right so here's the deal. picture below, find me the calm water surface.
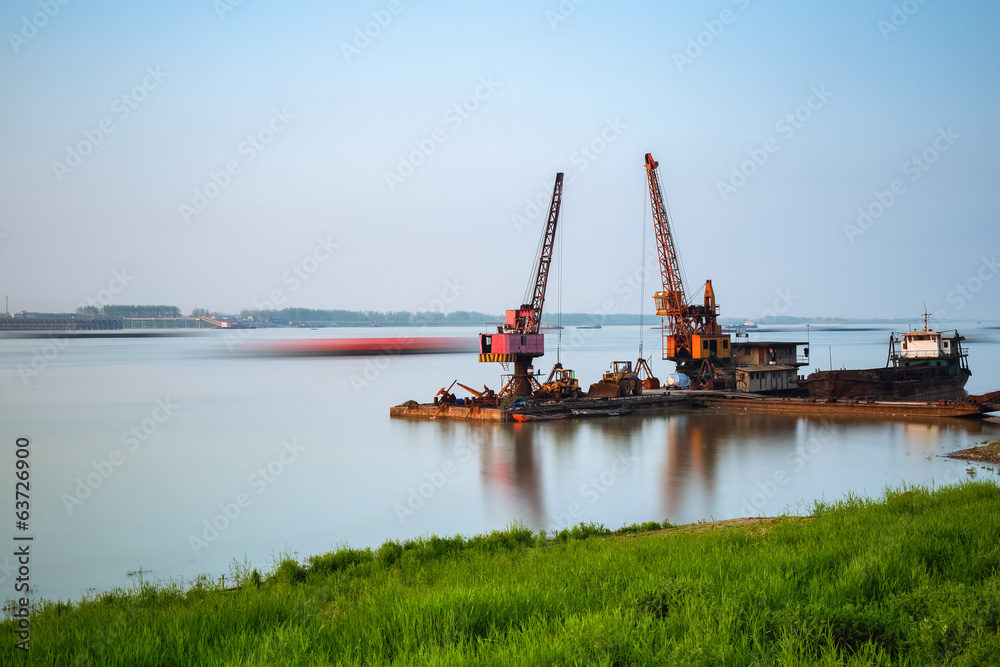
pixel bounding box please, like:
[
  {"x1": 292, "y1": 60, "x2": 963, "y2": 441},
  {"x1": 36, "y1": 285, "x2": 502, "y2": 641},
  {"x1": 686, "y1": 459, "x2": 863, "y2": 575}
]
[{"x1": 1, "y1": 322, "x2": 998, "y2": 602}]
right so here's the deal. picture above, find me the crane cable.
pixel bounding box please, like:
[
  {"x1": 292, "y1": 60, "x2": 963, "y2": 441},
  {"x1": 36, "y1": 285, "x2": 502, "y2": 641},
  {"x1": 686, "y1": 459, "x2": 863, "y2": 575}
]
[
  {"x1": 638, "y1": 176, "x2": 647, "y2": 361},
  {"x1": 660, "y1": 180, "x2": 691, "y2": 304},
  {"x1": 557, "y1": 195, "x2": 563, "y2": 365}
]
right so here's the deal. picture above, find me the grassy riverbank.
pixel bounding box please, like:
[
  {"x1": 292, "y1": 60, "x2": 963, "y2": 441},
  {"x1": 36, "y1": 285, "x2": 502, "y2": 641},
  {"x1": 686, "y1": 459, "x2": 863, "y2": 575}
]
[{"x1": 5, "y1": 482, "x2": 1000, "y2": 665}]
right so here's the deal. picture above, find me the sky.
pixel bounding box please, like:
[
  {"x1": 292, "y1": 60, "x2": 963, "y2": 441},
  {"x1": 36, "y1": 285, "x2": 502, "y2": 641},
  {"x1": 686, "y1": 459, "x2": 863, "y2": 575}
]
[{"x1": 1, "y1": 0, "x2": 998, "y2": 322}]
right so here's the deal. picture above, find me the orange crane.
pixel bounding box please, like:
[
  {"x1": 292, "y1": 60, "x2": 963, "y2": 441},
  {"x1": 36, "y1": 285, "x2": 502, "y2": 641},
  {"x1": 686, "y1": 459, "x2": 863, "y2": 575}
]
[
  {"x1": 479, "y1": 172, "x2": 564, "y2": 398},
  {"x1": 644, "y1": 153, "x2": 731, "y2": 386}
]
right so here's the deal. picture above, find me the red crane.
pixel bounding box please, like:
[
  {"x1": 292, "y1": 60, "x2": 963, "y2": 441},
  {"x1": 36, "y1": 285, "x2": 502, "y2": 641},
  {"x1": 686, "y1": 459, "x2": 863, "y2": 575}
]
[
  {"x1": 645, "y1": 153, "x2": 730, "y2": 385},
  {"x1": 479, "y1": 172, "x2": 564, "y2": 398}
]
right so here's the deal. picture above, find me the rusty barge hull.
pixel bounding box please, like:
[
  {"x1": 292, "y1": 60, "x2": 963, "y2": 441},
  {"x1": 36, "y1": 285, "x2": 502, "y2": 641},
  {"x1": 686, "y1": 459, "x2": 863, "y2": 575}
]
[
  {"x1": 801, "y1": 366, "x2": 971, "y2": 402},
  {"x1": 692, "y1": 393, "x2": 985, "y2": 418},
  {"x1": 390, "y1": 389, "x2": 996, "y2": 422}
]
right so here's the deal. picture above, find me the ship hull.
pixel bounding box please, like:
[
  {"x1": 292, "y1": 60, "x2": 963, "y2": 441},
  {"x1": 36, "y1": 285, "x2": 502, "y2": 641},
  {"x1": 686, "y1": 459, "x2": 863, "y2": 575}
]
[{"x1": 802, "y1": 366, "x2": 971, "y2": 402}]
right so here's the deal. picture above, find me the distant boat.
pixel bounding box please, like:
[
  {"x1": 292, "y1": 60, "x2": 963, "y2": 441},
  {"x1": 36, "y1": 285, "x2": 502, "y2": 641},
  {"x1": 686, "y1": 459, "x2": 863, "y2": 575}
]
[
  {"x1": 744, "y1": 320, "x2": 758, "y2": 329},
  {"x1": 540, "y1": 325, "x2": 564, "y2": 330},
  {"x1": 576, "y1": 323, "x2": 602, "y2": 329}
]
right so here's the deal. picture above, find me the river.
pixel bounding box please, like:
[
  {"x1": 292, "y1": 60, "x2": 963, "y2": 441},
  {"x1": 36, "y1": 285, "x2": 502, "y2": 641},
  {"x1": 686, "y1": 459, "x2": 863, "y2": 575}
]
[{"x1": 1, "y1": 321, "x2": 998, "y2": 603}]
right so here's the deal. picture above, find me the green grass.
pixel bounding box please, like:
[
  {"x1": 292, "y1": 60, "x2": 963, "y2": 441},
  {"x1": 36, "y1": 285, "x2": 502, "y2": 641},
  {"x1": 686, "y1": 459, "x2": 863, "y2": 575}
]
[{"x1": 4, "y1": 482, "x2": 1000, "y2": 665}]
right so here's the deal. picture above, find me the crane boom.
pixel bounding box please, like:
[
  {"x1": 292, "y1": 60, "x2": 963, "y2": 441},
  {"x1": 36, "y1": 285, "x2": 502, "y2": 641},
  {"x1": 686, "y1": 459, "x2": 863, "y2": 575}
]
[
  {"x1": 645, "y1": 153, "x2": 692, "y2": 356},
  {"x1": 520, "y1": 172, "x2": 564, "y2": 334},
  {"x1": 645, "y1": 152, "x2": 730, "y2": 377}
]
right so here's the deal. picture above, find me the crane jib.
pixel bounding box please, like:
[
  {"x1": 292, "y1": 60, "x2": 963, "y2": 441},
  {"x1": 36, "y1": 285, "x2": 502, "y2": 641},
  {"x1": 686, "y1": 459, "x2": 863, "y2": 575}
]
[{"x1": 523, "y1": 172, "x2": 564, "y2": 335}]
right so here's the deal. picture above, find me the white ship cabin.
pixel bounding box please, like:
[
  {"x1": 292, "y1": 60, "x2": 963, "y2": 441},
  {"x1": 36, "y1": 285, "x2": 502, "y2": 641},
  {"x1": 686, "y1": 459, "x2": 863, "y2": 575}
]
[{"x1": 899, "y1": 330, "x2": 952, "y2": 361}]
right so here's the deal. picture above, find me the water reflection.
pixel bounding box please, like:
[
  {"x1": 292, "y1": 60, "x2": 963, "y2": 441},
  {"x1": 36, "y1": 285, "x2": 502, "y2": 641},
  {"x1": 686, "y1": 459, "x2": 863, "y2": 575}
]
[
  {"x1": 468, "y1": 410, "x2": 1000, "y2": 532},
  {"x1": 509, "y1": 425, "x2": 544, "y2": 527}
]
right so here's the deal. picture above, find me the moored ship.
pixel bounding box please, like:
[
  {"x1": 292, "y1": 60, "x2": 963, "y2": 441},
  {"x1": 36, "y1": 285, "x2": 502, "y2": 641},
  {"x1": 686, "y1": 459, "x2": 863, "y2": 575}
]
[{"x1": 801, "y1": 314, "x2": 971, "y2": 402}]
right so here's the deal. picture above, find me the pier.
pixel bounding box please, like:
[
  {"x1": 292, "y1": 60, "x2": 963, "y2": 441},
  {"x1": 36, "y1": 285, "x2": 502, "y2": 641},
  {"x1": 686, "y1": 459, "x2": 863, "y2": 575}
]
[
  {"x1": 391, "y1": 388, "x2": 998, "y2": 422},
  {"x1": 390, "y1": 389, "x2": 693, "y2": 422}
]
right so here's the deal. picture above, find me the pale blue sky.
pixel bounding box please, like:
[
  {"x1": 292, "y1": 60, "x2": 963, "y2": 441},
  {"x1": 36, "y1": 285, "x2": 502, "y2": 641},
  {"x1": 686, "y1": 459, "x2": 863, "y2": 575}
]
[{"x1": 1, "y1": 0, "x2": 998, "y2": 320}]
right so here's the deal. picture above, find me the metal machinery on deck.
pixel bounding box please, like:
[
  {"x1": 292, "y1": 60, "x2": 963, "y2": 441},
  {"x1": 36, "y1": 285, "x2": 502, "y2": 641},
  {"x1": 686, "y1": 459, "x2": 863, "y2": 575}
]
[
  {"x1": 588, "y1": 360, "x2": 643, "y2": 398},
  {"x1": 479, "y1": 173, "x2": 564, "y2": 398},
  {"x1": 645, "y1": 153, "x2": 732, "y2": 387}
]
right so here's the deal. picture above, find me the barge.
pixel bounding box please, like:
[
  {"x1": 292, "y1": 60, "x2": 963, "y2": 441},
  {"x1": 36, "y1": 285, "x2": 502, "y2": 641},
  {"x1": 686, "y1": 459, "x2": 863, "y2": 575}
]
[
  {"x1": 801, "y1": 316, "x2": 971, "y2": 402},
  {"x1": 389, "y1": 388, "x2": 1000, "y2": 422}
]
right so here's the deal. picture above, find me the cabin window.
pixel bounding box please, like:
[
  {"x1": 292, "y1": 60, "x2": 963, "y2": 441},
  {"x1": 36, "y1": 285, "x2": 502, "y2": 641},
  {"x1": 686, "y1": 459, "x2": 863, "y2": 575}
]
[
  {"x1": 703, "y1": 341, "x2": 709, "y2": 350},
  {"x1": 944, "y1": 341, "x2": 949, "y2": 348},
  {"x1": 723, "y1": 340, "x2": 729, "y2": 349}
]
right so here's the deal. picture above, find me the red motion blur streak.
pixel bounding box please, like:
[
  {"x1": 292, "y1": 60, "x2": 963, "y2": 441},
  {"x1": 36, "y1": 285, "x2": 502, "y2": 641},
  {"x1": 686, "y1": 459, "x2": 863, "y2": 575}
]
[{"x1": 242, "y1": 337, "x2": 479, "y2": 357}]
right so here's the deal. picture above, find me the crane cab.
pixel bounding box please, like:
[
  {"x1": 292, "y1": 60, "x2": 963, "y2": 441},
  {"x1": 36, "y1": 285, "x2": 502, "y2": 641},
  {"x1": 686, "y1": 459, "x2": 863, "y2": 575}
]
[
  {"x1": 654, "y1": 291, "x2": 678, "y2": 317},
  {"x1": 666, "y1": 334, "x2": 731, "y2": 361},
  {"x1": 479, "y1": 332, "x2": 544, "y2": 361}
]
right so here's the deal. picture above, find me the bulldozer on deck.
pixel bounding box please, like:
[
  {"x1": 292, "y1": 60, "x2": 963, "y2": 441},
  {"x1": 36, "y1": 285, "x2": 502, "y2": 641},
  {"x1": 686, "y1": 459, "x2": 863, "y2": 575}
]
[
  {"x1": 588, "y1": 361, "x2": 643, "y2": 398},
  {"x1": 534, "y1": 363, "x2": 581, "y2": 400}
]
